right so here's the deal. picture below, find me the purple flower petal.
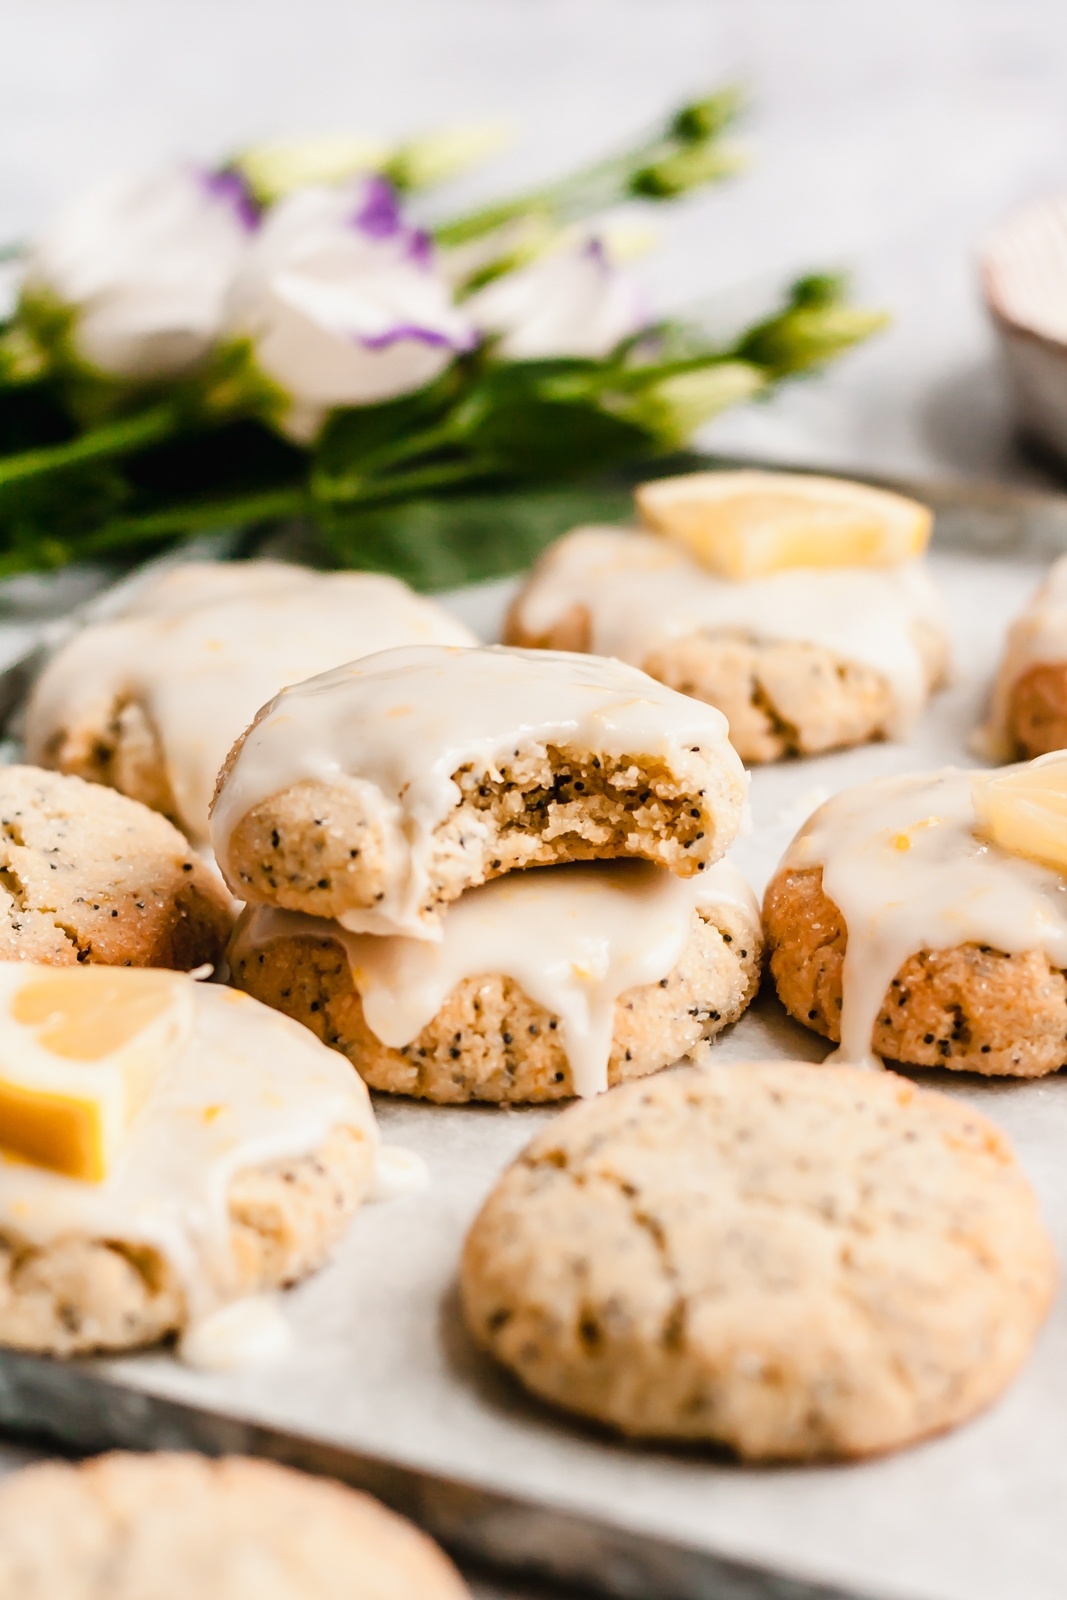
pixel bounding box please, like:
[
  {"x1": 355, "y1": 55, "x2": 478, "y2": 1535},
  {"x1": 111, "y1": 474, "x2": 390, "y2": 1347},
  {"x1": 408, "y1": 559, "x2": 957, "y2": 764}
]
[
  {"x1": 201, "y1": 167, "x2": 259, "y2": 230},
  {"x1": 356, "y1": 322, "x2": 477, "y2": 353},
  {"x1": 406, "y1": 228, "x2": 434, "y2": 269},
  {"x1": 351, "y1": 176, "x2": 403, "y2": 240}
]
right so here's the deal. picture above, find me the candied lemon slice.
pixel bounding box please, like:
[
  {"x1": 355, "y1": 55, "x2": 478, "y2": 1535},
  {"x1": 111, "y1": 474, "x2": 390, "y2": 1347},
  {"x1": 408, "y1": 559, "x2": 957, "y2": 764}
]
[
  {"x1": 0, "y1": 966, "x2": 194, "y2": 1182},
  {"x1": 973, "y1": 752, "x2": 1067, "y2": 872},
  {"x1": 635, "y1": 469, "x2": 932, "y2": 579}
]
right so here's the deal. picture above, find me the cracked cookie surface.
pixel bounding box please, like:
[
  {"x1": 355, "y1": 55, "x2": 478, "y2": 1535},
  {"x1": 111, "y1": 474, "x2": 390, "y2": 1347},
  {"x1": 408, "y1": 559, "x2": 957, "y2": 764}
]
[
  {"x1": 0, "y1": 1452, "x2": 471, "y2": 1598},
  {"x1": 461, "y1": 1062, "x2": 1054, "y2": 1459},
  {"x1": 0, "y1": 766, "x2": 231, "y2": 970}
]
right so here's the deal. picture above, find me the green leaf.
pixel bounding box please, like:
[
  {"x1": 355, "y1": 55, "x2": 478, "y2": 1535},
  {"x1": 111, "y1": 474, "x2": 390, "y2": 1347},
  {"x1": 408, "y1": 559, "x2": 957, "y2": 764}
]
[{"x1": 319, "y1": 481, "x2": 636, "y2": 590}]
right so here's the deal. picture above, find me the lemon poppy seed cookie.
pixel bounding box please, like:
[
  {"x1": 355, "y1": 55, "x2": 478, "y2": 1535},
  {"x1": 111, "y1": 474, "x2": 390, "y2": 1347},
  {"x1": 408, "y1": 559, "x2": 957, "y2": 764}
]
[
  {"x1": 0, "y1": 1453, "x2": 471, "y2": 1600},
  {"x1": 211, "y1": 645, "x2": 748, "y2": 937},
  {"x1": 0, "y1": 969, "x2": 377, "y2": 1356},
  {"x1": 979, "y1": 553, "x2": 1067, "y2": 760},
  {"x1": 504, "y1": 524, "x2": 948, "y2": 763},
  {"x1": 462, "y1": 1062, "x2": 1055, "y2": 1460},
  {"x1": 24, "y1": 560, "x2": 477, "y2": 846},
  {"x1": 764, "y1": 763, "x2": 1067, "y2": 1075},
  {"x1": 229, "y1": 858, "x2": 762, "y2": 1103},
  {"x1": 0, "y1": 765, "x2": 231, "y2": 969}
]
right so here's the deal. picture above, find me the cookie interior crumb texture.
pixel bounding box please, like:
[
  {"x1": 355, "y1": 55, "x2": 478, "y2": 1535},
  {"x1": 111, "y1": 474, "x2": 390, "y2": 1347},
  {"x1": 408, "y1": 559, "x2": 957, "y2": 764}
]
[
  {"x1": 0, "y1": 1452, "x2": 472, "y2": 1599},
  {"x1": 0, "y1": 765, "x2": 232, "y2": 969},
  {"x1": 461, "y1": 1063, "x2": 1055, "y2": 1460},
  {"x1": 211, "y1": 645, "x2": 747, "y2": 934}
]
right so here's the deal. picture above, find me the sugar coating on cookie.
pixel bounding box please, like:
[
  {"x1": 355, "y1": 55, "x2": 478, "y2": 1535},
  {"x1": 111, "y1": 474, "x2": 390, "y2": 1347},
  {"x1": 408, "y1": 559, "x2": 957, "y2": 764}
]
[
  {"x1": 504, "y1": 526, "x2": 949, "y2": 761},
  {"x1": 229, "y1": 857, "x2": 762, "y2": 1101},
  {"x1": 462, "y1": 1062, "x2": 1055, "y2": 1459},
  {"x1": 211, "y1": 644, "x2": 748, "y2": 937},
  {"x1": 0, "y1": 1453, "x2": 471, "y2": 1600},
  {"x1": 979, "y1": 553, "x2": 1067, "y2": 760},
  {"x1": 0, "y1": 765, "x2": 232, "y2": 969},
  {"x1": 0, "y1": 973, "x2": 377, "y2": 1356},
  {"x1": 764, "y1": 767, "x2": 1067, "y2": 1074},
  {"x1": 24, "y1": 560, "x2": 477, "y2": 846}
]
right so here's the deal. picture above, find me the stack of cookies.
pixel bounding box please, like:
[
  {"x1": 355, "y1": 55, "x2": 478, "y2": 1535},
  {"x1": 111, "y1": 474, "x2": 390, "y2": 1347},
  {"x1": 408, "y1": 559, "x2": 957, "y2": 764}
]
[{"x1": 214, "y1": 642, "x2": 764, "y2": 1103}]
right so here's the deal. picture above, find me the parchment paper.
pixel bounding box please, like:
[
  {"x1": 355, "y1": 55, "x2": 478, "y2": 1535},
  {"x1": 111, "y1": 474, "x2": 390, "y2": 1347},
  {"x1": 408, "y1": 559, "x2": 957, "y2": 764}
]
[{"x1": 9, "y1": 549, "x2": 1067, "y2": 1600}]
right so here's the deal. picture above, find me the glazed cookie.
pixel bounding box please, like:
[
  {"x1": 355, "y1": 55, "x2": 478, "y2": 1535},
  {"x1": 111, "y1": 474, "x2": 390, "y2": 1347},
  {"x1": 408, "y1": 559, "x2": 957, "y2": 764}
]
[
  {"x1": 764, "y1": 766, "x2": 1067, "y2": 1075},
  {"x1": 979, "y1": 553, "x2": 1067, "y2": 760},
  {"x1": 229, "y1": 858, "x2": 762, "y2": 1102},
  {"x1": 0, "y1": 765, "x2": 231, "y2": 970},
  {"x1": 211, "y1": 645, "x2": 748, "y2": 937},
  {"x1": 504, "y1": 526, "x2": 948, "y2": 762},
  {"x1": 24, "y1": 559, "x2": 476, "y2": 846},
  {"x1": 462, "y1": 1062, "x2": 1055, "y2": 1459},
  {"x1": 0, "y1": 1453, "x2": 470, "y2": 1600},
  {"x1": 0, "y1": 969, "x2": 377, "y2": 1356}
]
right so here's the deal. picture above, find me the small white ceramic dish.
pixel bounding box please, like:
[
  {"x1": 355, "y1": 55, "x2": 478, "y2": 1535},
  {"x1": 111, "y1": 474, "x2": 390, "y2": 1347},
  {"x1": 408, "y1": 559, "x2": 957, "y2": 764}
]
[{"x1": 982, "y1": 193, "x2": 1067, "y2": 465}]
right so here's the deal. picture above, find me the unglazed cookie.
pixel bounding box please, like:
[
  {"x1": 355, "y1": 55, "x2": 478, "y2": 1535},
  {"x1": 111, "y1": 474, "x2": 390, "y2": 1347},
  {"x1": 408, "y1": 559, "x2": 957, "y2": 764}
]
[
  {"x1": 979, "y1": 553, "x2": 1067, "y2": 759},
  {"x1": 462, "y1": 1062, "x2": 1055, "y2": 1460},
  {"x1": 504, "y1": 526, "x2": 949, "y2": 762},
  {"x1": 211, "y1": 645, "x2": 748, "y2": 937},
  {"x1": 0, "y1": 975, "x2": 377, "y2": 1356},
  {"x1": 764, "y1": 767, "x2": 1067, "y2": 1075},
  {"x1": 0, "y1": 765, "x2": 231, "y2": 969},
  {"x1": 24, "y1": 559, "x2": 477, "y2": 846},
  {"x1": 229, "y1": 859, "x2": 762, "y2": 1102},
  {"x1": 0, "y1": 1453, "x2": 470, "y2": 1600}
]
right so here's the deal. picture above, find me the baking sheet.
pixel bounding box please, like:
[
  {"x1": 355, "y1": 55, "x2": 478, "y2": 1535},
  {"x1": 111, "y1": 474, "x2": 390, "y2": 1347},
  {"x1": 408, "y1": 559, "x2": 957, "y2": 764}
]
[{"x1": 1, "y1": 503, "x2": 1067, "y2": 1600}]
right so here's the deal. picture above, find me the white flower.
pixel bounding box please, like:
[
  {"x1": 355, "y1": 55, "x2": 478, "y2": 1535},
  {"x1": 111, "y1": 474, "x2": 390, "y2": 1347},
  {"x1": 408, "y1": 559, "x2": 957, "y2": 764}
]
[
  {"x1": 465, "y1": 237, "x2": 648, "y2": 360},
  {"x1": 23, "y1": 167, "x2": 253, "y2": 381},
  {"x1": 226, "y1": 177, "x2": 476, "y2": 443}
]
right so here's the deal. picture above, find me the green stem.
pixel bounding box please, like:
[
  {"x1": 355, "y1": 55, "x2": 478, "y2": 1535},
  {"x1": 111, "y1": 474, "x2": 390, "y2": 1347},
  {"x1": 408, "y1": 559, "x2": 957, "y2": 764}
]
[
  {"x1": 0, "y1": 402, "x2": 183, "y2": 491},
  {"x1": 80, "y1": 485, "x2": 307, "y2": 552},
  {"x1": 327, "y1": 458, "x2": 496, "y2": 507}
]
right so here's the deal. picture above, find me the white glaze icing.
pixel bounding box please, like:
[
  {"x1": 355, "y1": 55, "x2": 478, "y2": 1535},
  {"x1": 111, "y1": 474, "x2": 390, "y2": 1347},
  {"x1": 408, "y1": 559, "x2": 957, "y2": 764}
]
[
  {"x1": 0, "y1": 981, "x2": 377, "y2": 1327},
  {"x1": 211, "y1": 643, "x2": 747, "y2": 940},
  {"x1": 782, "y1": 768, "x2": 1067, "y2": 1068},
  {"x1": 513, "y1": 526, "x2": 948, "y2": 737},
  {"x1": 232, "y1": 857, "x2": 760, "y2": 1097},
  {"x1": 980, "y1": 554, "x2": 1067, "y2": 759},
  {"x1": 23, "y1": 560, "x2": 477, "y2": 846},
  {"x1": 178, "y1": 1294, "x2": 292, "y2": 1370},
  {"x1": 367, "y1": 1145, "x2": 430, "y2": 1202}
]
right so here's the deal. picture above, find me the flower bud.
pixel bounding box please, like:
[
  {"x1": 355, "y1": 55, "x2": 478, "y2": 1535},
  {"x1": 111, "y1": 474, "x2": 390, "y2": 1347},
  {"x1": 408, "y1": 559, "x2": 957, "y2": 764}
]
[
  {"x1": 385, "y1": 124, "x2": 510, "y2": 192},
  {"x1": 629, "y1": 141, "x2": 744, "y2": 199},
  {"x1": 225, "y1": 176, "x2": 476, "y2": 442},
  {"x1": 21, "y1": 167, "x2": 254, "y2": 382},
  {"x1": 465, "y1": 237, "x2": 647, "y2": 360},
  {"x1": 619, "y1": 361, "x2": 765, "y2": 447},
  {"x1": 233, "y1": 135, "x2": 389, "y2": 206}
]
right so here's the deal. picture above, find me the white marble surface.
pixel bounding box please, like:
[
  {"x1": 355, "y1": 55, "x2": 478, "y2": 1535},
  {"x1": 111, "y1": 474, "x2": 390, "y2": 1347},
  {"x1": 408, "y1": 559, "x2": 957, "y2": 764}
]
[{"x1": 4, "y1": 0, "x2": 1067, "y2": 487}]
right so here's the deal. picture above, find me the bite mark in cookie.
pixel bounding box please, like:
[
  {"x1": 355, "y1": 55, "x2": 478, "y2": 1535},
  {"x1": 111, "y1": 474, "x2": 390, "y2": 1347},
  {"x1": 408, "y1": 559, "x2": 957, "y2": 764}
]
[{"x1": 211, "y1": 645, "x2": 747, "y2": 936}]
